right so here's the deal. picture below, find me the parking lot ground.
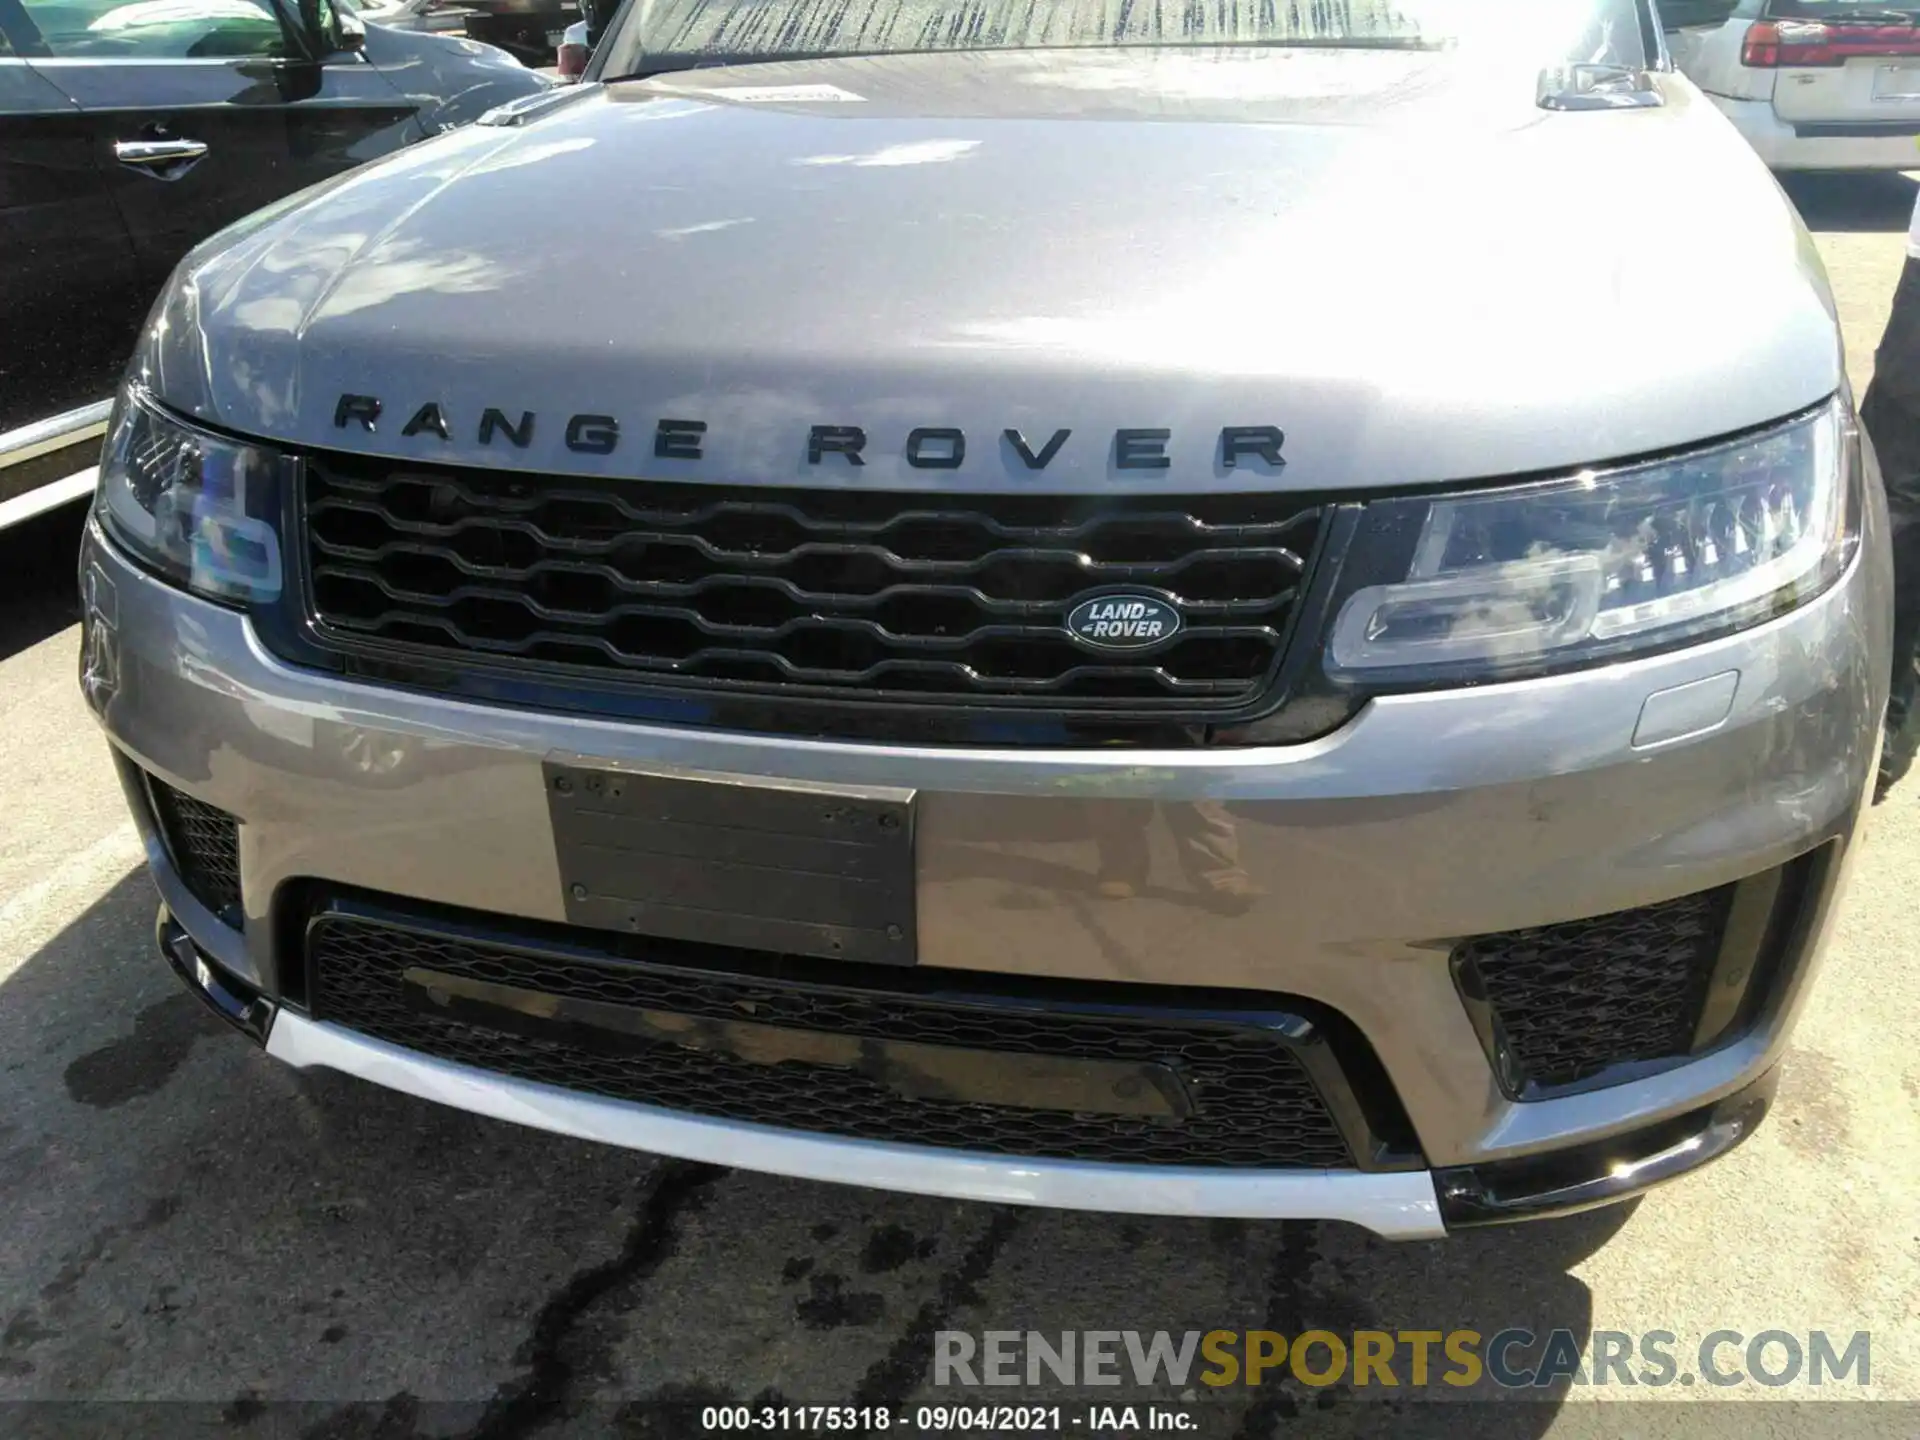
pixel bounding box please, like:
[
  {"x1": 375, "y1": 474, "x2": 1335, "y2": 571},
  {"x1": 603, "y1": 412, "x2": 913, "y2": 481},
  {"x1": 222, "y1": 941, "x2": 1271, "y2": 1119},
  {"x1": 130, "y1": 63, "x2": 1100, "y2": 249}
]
[{"x1": 3, "y1": 178, "x2": 1919, "y2": 1440}]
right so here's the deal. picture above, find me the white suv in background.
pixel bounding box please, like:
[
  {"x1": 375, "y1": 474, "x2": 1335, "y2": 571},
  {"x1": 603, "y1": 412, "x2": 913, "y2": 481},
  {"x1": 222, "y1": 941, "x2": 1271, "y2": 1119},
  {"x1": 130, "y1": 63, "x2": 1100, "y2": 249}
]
[{"x1": 1669, "y1": 0, "x2": 1920, "y2": 168}]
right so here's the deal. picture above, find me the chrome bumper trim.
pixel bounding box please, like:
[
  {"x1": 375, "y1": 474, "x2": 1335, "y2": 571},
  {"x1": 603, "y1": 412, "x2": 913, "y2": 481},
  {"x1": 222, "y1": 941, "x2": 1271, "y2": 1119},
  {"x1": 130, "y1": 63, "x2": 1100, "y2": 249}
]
[{"x1": 264, "y1": 1011, "x2": 1449, "y2": 1238}]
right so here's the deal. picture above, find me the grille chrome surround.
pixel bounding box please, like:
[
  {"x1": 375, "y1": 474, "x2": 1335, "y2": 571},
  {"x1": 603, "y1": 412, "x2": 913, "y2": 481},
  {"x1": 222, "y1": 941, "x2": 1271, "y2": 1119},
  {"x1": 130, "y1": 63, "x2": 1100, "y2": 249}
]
[
  {"x1": 146, "y1": 776, "x2": 242, "y2": 923},
  {"x1": 297, "y1": 455, "x2": 1327, "y2": 715},
  {"x1": 305, "y1": 898, "x2": 1379, "y2": 1171}
]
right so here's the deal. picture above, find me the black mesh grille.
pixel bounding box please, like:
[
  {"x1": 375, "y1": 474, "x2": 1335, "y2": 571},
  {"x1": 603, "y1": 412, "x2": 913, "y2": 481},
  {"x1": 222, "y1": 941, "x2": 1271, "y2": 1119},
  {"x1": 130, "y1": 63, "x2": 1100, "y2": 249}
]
[
  {"x1": 1452, "y1": 887, "x2": 1734, "y2": 1094},
  {"x1": 308, "y1": 908, "x2": 1356, "y2": 1169},
  {"x1": 299, "y1": 456, "x2": 1324, "y2": 713},
  {"x1": 147, "y1": 778, "x2": 241, "y2": 922}
]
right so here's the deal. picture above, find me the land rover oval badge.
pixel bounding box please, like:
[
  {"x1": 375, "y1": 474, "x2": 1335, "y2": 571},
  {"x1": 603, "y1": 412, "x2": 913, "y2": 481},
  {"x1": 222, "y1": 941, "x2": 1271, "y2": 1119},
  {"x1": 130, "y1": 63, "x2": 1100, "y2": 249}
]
[{"x1": 1066, "y1": 593, "x2": 1184, "y2": 651}]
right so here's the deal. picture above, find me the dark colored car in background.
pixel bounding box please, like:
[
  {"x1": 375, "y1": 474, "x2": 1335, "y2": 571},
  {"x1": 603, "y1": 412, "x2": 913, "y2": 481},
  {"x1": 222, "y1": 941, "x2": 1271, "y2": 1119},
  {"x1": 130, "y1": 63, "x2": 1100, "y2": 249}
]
[{"x1": 0, "y1": 0, "x2": 549, "y2": 526}]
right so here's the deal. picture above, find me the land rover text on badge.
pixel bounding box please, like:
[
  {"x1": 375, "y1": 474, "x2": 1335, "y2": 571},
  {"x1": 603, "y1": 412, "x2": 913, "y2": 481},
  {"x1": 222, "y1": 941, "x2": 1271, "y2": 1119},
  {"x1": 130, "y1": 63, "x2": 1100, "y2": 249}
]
[
  {"x1": 1067, "y1": 595, "x2": 1184, "y2": 650},
  {"x1": 82, "y1": 0, "x2": 1893, "y2": 1238}
]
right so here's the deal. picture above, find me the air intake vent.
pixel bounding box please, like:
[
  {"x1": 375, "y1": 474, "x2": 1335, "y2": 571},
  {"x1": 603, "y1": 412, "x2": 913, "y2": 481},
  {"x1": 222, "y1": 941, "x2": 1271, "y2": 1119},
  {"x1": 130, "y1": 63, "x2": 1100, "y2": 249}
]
[
  {"x1": 146, "y1": 777, "x2": 242, "y2": 924},
  {"x1": 1451, "y1": 886, "x2": 1736, "y2": 1096},
  {"x1": 306, "y1": 897, "x2": 1371, "y2": 1170}
]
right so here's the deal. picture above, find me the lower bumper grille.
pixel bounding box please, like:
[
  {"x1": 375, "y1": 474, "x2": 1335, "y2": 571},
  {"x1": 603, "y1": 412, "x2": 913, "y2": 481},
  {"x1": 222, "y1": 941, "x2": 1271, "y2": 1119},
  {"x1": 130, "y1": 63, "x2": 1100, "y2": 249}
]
[
  {"x1": 306, "y1": 899, "x2": 1370, "y2": 1170},
  {"x1": 1452, "y1": 886, "x2": 1737, "y2": 1096},
  {"x1": 146, "y1": 777, "x2": 241, "y2": 923}
]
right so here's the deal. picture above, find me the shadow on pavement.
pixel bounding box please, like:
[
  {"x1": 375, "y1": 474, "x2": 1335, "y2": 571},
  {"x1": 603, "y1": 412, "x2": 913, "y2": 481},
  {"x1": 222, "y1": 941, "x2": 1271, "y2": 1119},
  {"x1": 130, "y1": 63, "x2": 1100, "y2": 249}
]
[
  {"x1": 0, "y1": 500, "x2": 86, "y2": 664},
  {"x1": 0, "y1": 870, "x2": 1632, "y2": 1440},
  {"x1": 1779, "y1": 170, "x2": 1919, "y2": 234}
]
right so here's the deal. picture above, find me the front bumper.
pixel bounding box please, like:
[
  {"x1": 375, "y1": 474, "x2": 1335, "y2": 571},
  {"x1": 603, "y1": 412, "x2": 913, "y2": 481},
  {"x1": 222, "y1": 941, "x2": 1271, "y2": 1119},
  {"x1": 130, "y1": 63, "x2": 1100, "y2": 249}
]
[
  {"x1": 156, "y1": 905, "x2": 1785, "y2": 1239},
  {"x1": 86, "y1": 512, "x2": 1886, "y2": 1235}
]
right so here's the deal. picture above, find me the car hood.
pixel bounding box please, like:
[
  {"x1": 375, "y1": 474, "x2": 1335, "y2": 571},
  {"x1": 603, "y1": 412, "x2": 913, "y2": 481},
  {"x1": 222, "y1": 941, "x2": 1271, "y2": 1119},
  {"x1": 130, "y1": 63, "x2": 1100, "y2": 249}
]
[{"x1": 135, "y1": 48, "x2": 1842, "y2": 494}]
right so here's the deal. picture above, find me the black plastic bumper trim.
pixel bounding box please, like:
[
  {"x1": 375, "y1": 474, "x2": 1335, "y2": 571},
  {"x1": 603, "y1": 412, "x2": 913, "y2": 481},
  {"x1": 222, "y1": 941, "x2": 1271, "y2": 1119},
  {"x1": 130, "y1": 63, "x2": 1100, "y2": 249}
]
[
  {"x1": 157, "y1": 905, "x2": 277, "y2": 1046},
  {"x1": 1434, "y1": 1066, "x2": 1779, "y2": 1229}
]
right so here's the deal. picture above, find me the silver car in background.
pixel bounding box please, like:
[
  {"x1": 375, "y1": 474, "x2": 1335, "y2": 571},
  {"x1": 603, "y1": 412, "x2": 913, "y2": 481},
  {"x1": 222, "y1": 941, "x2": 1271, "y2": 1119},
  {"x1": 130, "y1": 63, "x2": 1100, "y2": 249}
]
[{"x1": 78, "y1": 0, "x2": 1891, "y2": 1239}]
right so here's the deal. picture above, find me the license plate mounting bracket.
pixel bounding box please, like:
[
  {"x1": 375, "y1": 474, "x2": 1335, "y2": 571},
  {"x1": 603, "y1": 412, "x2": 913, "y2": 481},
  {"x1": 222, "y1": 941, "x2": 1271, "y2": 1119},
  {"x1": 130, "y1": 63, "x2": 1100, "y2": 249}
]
[{"x1": 545, "y1": 757, "x2": 917, "y2": 965}]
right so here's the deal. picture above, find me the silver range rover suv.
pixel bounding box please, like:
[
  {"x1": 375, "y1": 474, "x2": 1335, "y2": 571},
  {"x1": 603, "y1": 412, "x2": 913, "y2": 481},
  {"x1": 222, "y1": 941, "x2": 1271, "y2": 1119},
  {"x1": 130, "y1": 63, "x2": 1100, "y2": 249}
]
[{"x1": 78, "y1": 0, "x2": 1892, "y2": 1239}]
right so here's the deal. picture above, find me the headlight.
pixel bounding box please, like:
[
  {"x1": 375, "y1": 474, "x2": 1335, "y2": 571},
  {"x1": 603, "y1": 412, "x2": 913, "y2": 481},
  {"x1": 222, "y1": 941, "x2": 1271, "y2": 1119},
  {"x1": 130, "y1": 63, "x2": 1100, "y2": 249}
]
[
  {"x1": 94, "y1": 388, "x2": 284, "y2": 604},
  {"x1": 1324, "y1": 400, "x2": 1857, "y2": 684}
]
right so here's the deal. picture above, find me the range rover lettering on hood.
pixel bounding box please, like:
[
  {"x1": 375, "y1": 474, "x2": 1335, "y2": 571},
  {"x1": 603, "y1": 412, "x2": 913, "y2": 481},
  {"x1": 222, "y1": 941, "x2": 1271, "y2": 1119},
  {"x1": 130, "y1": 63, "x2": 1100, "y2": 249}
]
[{"x1": 331, "y1": 395, "x2": 1287, "y2": 473}]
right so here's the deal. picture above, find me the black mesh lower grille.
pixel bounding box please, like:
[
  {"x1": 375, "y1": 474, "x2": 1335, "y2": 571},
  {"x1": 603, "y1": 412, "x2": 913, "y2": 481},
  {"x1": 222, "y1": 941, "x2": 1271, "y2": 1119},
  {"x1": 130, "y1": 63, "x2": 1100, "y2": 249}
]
[
  {"x1": 147, "y1": 778, "x2": 241, "y2": 922},
  {"x1": 1452, "y1": 887, "x2": 1734, "y2": 1095},
  {"x1": 307, "y1": 905, "x2": 1358, "y2": 1169}
]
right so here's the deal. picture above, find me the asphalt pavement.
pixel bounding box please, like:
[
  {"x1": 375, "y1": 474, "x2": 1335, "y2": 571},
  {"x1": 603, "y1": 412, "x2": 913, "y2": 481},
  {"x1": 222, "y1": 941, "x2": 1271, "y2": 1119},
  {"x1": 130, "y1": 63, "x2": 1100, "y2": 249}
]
[{"x1": 1, "y1": 175, "x2": 1918, "y2": 1440}]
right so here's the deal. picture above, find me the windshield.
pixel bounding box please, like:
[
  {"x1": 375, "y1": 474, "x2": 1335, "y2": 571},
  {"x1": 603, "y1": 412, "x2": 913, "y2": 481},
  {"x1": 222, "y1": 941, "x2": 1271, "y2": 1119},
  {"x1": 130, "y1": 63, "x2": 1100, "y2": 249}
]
[{"x1": 596, "y1": 0, "x2": 1652, "y2": 80}]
